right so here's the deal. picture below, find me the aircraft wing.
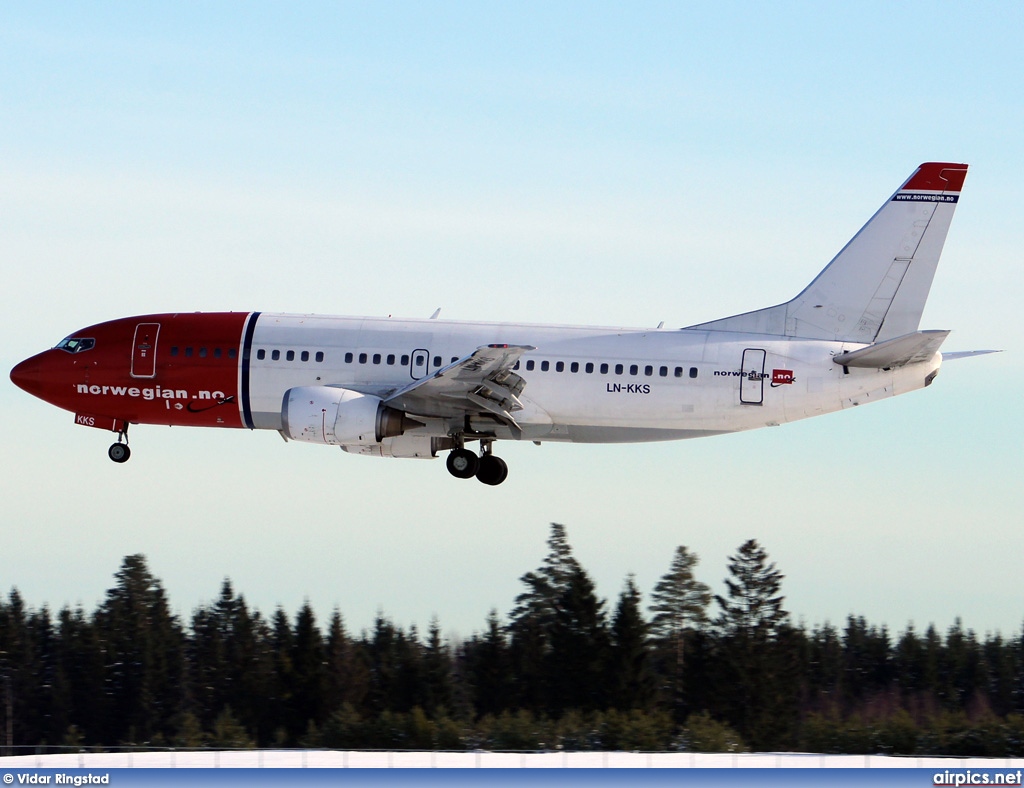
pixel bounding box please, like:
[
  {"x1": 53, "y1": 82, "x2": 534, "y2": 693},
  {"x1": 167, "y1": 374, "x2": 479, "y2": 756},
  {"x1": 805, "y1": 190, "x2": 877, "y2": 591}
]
[
  {"x1": 833, "y1": 330, "x2": 949, "y2": 369},
  {"x1": 383, "y1": 344, "x2": 535, "y2": 436}
]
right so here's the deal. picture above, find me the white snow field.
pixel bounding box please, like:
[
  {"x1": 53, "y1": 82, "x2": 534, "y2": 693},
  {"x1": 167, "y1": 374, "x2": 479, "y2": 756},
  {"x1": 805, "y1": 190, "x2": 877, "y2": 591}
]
[{"x1": 3, "y1": 750, "x2": 1024, "y2": 769}]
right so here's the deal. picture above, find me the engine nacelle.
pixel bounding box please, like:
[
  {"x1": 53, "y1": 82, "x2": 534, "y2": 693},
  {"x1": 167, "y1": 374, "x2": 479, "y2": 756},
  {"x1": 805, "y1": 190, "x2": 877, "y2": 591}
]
[
  {"x1": 341, "y1": 435, "x2": 454, "y2": 459},
  {"x1": 281, "y1": 386, "x2": 419, "y2": 446}
]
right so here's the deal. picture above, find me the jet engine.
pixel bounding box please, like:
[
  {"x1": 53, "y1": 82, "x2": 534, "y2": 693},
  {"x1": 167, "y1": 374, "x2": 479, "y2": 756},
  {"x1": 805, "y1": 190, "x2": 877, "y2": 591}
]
[{"x1": 281, "y1": 386, "x2": 421, "y2": 446}]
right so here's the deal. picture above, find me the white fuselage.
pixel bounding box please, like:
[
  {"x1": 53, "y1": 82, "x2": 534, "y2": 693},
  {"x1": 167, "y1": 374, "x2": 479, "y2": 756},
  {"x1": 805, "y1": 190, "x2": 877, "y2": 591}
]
[{"x1": 246, "y1": 314, "x2": 940, "y2": 444}]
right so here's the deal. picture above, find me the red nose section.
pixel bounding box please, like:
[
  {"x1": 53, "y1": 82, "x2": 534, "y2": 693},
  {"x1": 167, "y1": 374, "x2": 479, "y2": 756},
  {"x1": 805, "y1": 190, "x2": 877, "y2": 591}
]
[{"x1": 10, "y1": 356, "x2": 43, "y2": 397}]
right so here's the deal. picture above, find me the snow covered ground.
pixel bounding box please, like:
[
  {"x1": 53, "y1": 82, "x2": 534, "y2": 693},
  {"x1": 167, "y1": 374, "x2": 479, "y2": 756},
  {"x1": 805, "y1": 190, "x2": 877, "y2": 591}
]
[{"x1": 3, "y1": 750, "x2": 1024, "y2": 769}]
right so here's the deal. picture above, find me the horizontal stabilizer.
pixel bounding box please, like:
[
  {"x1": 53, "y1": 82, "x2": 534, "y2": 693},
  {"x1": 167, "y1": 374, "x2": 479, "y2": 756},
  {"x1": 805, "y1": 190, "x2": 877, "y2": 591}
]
[
  {"x1": 833, "y1": 330, "x2": 949, "y2": 369},
  {"x1": 942, "y1": 349, "x2": 1002, "y2": 361}
]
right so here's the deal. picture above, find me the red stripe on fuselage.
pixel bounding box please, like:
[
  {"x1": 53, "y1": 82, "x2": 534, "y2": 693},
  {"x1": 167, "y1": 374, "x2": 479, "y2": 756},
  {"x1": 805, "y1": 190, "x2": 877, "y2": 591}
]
[{"x1": 31, "y1": 312, "x2": 250, "y2": 429}]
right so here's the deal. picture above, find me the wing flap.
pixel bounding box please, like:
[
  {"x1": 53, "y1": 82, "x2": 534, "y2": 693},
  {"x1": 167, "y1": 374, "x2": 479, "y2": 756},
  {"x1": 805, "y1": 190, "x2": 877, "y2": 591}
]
[
  {"x1": 384, "y1": 344, "x2": 535, "y2": 433},
  {"x1": 833, "y1": 330, "x2": 949, "y2": 369}
]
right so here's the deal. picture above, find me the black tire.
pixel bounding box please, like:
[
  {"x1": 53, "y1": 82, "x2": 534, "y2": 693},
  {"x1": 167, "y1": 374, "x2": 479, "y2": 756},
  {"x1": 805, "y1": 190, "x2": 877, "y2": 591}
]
[
  {"x1": 108, "y1": 443, "x2": 131, "y2": 463},
  {"x1": 476, "y1": 454, "x2": 508, "y2": 486},
  {"x1": 446, "y1": 448, "x2": 479, "y2": 479}
]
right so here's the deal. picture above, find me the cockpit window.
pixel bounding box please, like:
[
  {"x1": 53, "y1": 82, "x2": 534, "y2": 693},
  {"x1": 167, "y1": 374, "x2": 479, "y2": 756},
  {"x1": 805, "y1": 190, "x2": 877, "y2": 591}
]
[{"x1": 55, "y1": 337, "x2": 95, "y2": 354}]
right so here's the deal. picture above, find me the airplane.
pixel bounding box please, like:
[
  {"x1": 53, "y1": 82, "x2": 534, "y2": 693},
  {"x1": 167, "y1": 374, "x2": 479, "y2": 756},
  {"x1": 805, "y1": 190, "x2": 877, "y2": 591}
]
[{"x1": 10, "y1": 162, "x2": 993, "y2": 486}]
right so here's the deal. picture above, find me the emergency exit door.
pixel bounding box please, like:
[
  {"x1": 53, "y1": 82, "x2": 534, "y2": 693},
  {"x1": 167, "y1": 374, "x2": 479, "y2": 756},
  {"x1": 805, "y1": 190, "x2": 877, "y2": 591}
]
[
  {"x1": 130, "y1": 323, "x2": 161, "y2": 379},
  {"x1": 740, "y1": 348, "x2": 766, "y2": 405}
]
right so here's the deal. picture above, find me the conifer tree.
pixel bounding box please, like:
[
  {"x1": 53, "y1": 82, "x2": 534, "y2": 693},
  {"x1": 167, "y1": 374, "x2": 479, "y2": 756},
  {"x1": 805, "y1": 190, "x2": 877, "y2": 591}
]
[
  {"x1": 323, "y1": 610, "x2": 368, "y2": 714},
  {"x1": 189, "y1": 601, "x2": 227, "y2": 729},
  {"x1": 364, "y1": 614, "x2": 423, "y2": 714},
  {"x1": 608, "y1": 575, "x2": 655, "y2": 711},
  {"x1": 712, "y1": 539, "x2": 797, "y2": 750},
  {"x1": 292, "y1": 602, "x2": 326, "y2": 732},
  {"x1": 54, "y1": 605, "x2": 103, "y2": 744},
  {"x1": 648, "y1": 545, "x2": 711, "y2": 717},
  {"x1": 420, "y1": 618, "x2": 453, "y2": 716},
  {"x1": 93, "y1": 555, "x2": 185, "y2": 744},
  {"x1": 841, "y1": 615, "x2": 893, "y2": 707},
  {"x1": 714, "y1": 539, "x2": 787, "y2": 640},
  {"x1": 463, "y1": 610, "x2": 513, "y2": 717},
  {"x1": 507, "y1": 523, "x2": 582, "y2": 711},
  {"x1": 650, "y1": 546, "x2": 711, "y2": 640},
  {"x1": 546, "y1": 562, "x2": 609, "y2": 714},
  {"x1": 266, "y1": 607, "x2": 297, "y2": 741},
  {"x1": 1, "y1": 590, "x2": 32, "y2": 751},
  {"x1": 509, "y1": 523, "x2": 580, "y2": 631}
]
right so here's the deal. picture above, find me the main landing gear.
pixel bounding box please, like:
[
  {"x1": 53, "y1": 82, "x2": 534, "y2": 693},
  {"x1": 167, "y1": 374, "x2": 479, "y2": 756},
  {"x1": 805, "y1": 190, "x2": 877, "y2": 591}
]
[
  {"x1": 446, "y1": 441, "x2": 508, "y2": 486},
  {"x1": 108, "y1": 426, "x2": 131, "y2": 464}
]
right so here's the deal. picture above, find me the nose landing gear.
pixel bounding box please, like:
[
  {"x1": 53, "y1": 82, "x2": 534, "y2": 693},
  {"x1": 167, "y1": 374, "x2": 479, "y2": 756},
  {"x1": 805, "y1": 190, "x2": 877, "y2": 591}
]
[
  {"x1": 445, "y1": 440, "x2": 508, "y2": 485},
  {"x1": 108, "y1": 426, "x2": 131, "y2": 463}
]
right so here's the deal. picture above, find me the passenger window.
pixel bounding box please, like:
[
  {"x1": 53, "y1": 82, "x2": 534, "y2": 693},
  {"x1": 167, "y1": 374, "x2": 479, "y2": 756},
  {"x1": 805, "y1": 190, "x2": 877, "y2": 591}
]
[
  {"x1": 585, "y1": 362, "x2": 594, "y2": 374},
  {"x1": 315, "y1": 352, "x2": 324, "y2": 363},
  {"x1": 199, "y1": 348, "x2": 208, "y2": 358},
  {"x1": 185, "y1": 347, "x2": 194, "y2": 358},
  {"x1": 629, "y1": 364, "x2": 638, "y2": 375},
  {"x1": 513, "y1": 361, "x2": 520, "y2": 370},
  {"x1": 271, "y1": 350, "x2": 280, "y2": 361},
  {"x1": 373, "y1": 353, "x2": 381, "y2": 364},
  {"x1": 615, "y1": 364, "x2": 624, "y2": 375},
  {"x1": 359, "y1": 353, "x2": 368, "y2": 364},
  {"x1": 690, "y1": 367, "x2": 698, "y2": 378},
  {"x1": 414, "y1": 354, "x2": 425, "y2": 367},
  {"x1": 387, "y1": 354, "x2": 395, "y2": 365},
  {"x1": 229, "y1": 348, "x2": 237, "y2": 359},
  {"x1": 541, "y1": 361, "x2": 550, "y2": 371},
  {"x1": 214, "y1": 348, "x2": 222, "y2": 359},
  {"x1": 301, "y1": 350, "x2": 309, "y2": 362},
  {"x1": 451, "y1": 356, "x2": 458, "y2": 363},
  {"x1": 659, "y1": 366, "x2": 668, "y2": 377},
  {"x1": 644, "y1": 365, "x2": 653, "y2": 376},
  {"x1": 345, "y1": 352, "x2": 353, "y2": 363},
  {"x1": 570, "y1": 362, "x2": 579, "y2": 373},
  {"x1": 433, "y1": 356, "x2": 442, "y2": 367},
  {"x1": 170, "y1": 347, "x2": 179, "y2": 357},
  {"x1": 286, "y1": 350, "x2": 295, "y2": 361},
  {"x1": 526, "y1": 360, "x2": 535, "y2": 371},
  {"x1": 600, "y1": 363, "x2": 609, "y2": 374},
  {"x1": 401, "y1": 355, "x2": 410, "y2": 365},
  {"x1": 257, "y1": 349, "x2": 266, "y2": 360},
  {"x1": 674, "y1": 367, "x2": 683, "y2": 377},
  {"x1": 556, "y1": 361, "x2": 565, "y2": 372}
]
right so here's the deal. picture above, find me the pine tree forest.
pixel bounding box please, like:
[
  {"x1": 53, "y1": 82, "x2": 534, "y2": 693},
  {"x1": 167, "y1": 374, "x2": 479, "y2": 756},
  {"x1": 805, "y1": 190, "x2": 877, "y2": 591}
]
[{"x1": 2, "y1": 525, "x2": 1023, "y2": 756}]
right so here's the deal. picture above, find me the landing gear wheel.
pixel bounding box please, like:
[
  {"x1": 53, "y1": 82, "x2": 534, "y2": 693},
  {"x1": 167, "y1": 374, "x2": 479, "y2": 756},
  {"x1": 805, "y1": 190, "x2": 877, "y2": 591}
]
[
  {"x1": 108, "y1": 443, "x2": 131, "y2": 463},
  {"x1": 476, "y1": 454, "x2": 508, "y2": 486},
  {"x1": 446, "y1": 448, "x2": 479, "y2": 479}
]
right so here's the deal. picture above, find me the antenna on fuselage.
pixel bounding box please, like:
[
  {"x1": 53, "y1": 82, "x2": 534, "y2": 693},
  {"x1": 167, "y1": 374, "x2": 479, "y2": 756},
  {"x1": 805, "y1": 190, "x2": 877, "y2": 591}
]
[{"x1": 430, "y1": 308, "x2": 441, "y2": 319}]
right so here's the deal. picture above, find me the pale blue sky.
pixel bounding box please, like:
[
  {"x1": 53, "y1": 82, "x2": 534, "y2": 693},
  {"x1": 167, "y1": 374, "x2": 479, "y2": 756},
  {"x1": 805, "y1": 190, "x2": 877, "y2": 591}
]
[{"x1": 2, "y1": 2, "x2": 1021, "y2": 640}]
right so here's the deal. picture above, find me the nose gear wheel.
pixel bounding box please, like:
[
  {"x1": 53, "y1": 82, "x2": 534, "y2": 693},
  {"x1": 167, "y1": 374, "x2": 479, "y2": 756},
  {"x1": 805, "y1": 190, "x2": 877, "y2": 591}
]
[{"x1": 108, "y1": 425, "x2": 131, "y2": 463}]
